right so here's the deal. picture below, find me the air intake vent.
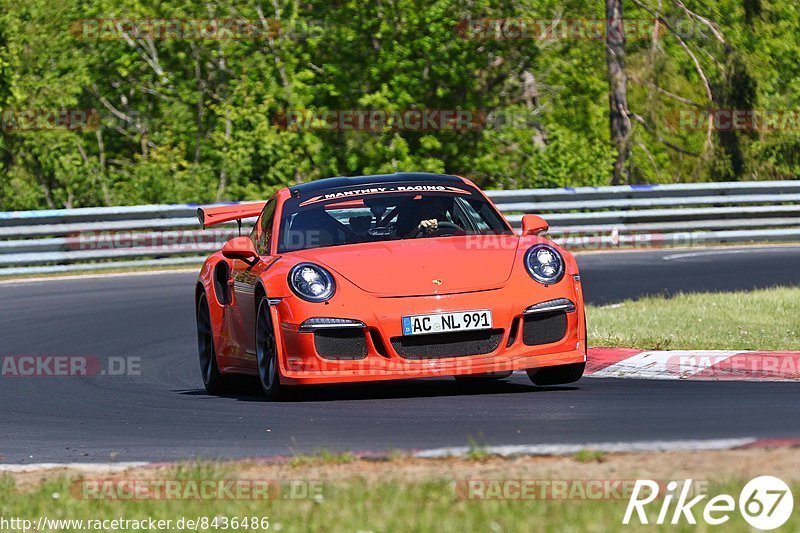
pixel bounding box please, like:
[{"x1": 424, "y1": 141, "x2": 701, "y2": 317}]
[
  {"x1": 314, "y1": 329, "x2": 368, "y2": 360},
  {"x1": 391, "y1": 329, "x2": 504, "y2": 359},
  {"x1": 522, "y1": 312, "x2": 567, "y2": 346}
]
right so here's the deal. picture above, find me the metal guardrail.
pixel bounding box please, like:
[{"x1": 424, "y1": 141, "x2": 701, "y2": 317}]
[{"x1": 0, "y1": 180, "x2": 798, "y2": 276}]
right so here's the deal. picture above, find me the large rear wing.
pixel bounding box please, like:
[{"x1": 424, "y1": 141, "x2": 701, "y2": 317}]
[{"x1": 196, "y1": 202, "x2": 266, "y2": 229}]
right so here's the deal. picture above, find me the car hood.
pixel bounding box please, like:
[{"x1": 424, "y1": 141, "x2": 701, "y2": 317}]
[{"x1": 289, "y1": 235, "x2": 521, "y2": 297}]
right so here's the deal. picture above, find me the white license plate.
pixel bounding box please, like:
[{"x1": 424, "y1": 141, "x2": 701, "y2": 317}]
[{"x1": 401, "y1": 310, "x2": 492, "y2": 336}]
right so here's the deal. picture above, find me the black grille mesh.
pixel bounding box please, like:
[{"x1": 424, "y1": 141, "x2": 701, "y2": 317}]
[
  {"x1": 522, "y1": 312, "x2": 567, "y2": 346},
  {"x1": 314, "y1": 329, "x2": 368, "y2": 360},
  {"x1": 391, "y1": 329, "x2": 504, "y2": 359}
]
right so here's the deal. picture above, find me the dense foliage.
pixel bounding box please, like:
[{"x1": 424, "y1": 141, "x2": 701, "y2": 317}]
[{"x1": 0, "y1": 1, "x2": 798, "y2": 209}]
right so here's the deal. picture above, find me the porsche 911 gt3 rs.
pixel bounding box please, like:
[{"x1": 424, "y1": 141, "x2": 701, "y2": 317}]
[{"x1": 196, "y1": 172, "x2": 586, "y2": 398}]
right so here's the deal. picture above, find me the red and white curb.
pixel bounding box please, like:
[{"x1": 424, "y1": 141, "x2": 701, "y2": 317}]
[{"x1": 586, "y1": 348, "x2": 800, "y2": 381}]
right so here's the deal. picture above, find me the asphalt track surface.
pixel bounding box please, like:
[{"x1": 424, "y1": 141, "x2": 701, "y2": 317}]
[{"x1": 1, "y1": 246, "x2": 798, "y2": 463}]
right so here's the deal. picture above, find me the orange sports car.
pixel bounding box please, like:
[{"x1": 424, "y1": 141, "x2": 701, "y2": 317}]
[{"x1": 195, "y1": 172, "x2": 586, "y2": 398}]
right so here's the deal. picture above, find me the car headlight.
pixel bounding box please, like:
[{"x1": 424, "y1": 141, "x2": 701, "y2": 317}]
[
  {"x1": 524, "y1": 244, "x2": 565, "y2": 284},
  {"x1": 289, "y1": 263, "x2": 336, "y2": 302}
]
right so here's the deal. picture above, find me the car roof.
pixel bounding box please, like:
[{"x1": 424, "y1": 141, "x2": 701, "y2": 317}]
[{"x1": 288, "y1": 172, "x2": 464, "y2": 196}]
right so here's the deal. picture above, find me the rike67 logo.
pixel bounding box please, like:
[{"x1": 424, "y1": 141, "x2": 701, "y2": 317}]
[{"x1": 624, "y1": 476, "x2": 794, "y2": 530}]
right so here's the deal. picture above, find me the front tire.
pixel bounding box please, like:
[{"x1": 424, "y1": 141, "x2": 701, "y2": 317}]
[
  {"x1": 526, "y1": 362, "x2": 585, "y2": 386},
  {"x1": 256, "y1": 296, "x2": 283, "y2": 399},
  {"x1": 197, "y1": 292, "x2": 231, "y2": 394}
]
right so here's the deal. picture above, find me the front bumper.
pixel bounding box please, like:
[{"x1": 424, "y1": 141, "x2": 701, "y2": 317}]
[{"x1": 271, "y1": 279, "x2": 586, "y2": 385}]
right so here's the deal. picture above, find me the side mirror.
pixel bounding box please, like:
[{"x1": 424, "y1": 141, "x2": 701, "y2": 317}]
[
  {"x1": 521, "y1": 214, "x2": 549, "y2": 236},
  {"x1": 222, "y1": 236, "x2": 259, "y2": 262}
]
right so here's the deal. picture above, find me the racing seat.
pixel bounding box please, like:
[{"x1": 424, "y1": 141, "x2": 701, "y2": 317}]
[{"x1": 348, "y1": 215, "x2": 372, "y2": 236}]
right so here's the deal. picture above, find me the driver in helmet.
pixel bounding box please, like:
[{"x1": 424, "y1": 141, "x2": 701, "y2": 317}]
[{"x1": 397, "y1": 197, "x2": 450, "y2": 238}]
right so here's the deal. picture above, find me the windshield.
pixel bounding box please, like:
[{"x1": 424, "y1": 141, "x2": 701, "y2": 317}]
[{"x1": 277, "y1": 182, "x2": 512, "y2": 253}]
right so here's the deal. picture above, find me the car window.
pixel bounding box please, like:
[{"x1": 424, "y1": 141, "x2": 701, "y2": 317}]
[
  {"x1": 455, "y1": 196, "x2": 498, "y2": 233},
  {"x1": 252, "y1": 198, "x2": 276, "y2": 255},
  {"x1": 278, "y1": 183, "x2": 512, "y2": 253}
]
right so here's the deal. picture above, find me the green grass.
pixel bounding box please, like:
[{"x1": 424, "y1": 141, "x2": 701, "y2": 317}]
[
  {"x1": 289, "y1": 449, "x2": 356, "y2": 467},
  {"x1": 466, "y1": 437, "x2": 490, "y2": 461},
  {"x1": 1, "y1": 467, "x2": 797, "y2": 532},
  {"x1": 588, "y1": 287, "x2": 800, "y2": 350},
  {"x1": 573, "y1": 450, "x2": 607, "y2": 464}
]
